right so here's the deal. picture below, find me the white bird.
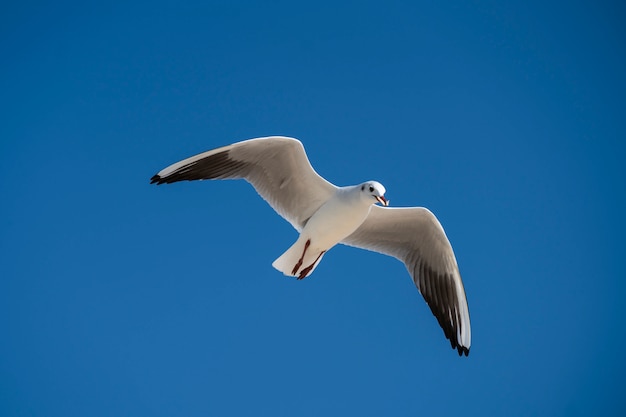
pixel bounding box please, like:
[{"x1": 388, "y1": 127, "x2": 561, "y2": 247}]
[{"x1": 150, "y1": 136, "x2": 471, "y2": 356}]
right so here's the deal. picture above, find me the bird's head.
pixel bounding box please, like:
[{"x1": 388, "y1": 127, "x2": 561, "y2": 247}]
[{"x1": 360, "y1": 181, "x2": 388, "y2": 206}]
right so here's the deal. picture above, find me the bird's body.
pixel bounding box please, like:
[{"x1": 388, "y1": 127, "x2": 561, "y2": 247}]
[
  {"x1": 151, "y1": 136, "x2": 471, "y2": 356},
  {"x1": 273, "y1": 184, "x2": 384, "y2": 279}
]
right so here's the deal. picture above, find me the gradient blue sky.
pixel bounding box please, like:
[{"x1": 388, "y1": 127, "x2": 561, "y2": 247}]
[{"x1": 1, "y1": 1, "x2": 625, "y2": 416}]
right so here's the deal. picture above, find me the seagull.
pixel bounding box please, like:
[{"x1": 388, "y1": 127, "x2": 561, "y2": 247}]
[{"x1": 150, "y1": 136, "x2": 471, "y2": 356}]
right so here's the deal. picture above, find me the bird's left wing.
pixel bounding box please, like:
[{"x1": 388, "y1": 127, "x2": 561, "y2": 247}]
[{"x1": 341, "y1": 206, "x2": 471, "y2": 356}]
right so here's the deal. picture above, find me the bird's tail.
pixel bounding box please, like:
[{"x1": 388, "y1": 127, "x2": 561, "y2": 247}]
[{"x1": 272, "y1": 237, "x2": 325, "y2": 279}]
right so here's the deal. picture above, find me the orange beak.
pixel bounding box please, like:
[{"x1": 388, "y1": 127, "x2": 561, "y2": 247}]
[{"x1": 376, "y1": 195, "x2": 389, "y2": 206}]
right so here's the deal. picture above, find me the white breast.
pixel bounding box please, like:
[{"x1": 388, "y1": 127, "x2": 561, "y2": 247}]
[{"x1": 301, "y1": 190, "x2": 372, "y2": 250}]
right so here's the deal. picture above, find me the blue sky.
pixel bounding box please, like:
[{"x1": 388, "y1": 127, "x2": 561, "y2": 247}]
[{"x1": 1, "y1": 1, "x2": 625, "y2": 416}]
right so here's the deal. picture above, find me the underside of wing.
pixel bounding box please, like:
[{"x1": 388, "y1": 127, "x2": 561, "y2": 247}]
[
  {"x1": 342, "y1": 206, "x2": 471, "y2": 356},
  {"x1": 151, "y1": 136, "x2": 337, "y2": 230}
]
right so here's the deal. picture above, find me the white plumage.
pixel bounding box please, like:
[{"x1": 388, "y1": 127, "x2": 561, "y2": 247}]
[{"x1": 151, "y1": 136, "x2": 471, "y2": 356}]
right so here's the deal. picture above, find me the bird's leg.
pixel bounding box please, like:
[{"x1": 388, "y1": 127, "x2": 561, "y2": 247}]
[
  {"x1": 291, "y1": 239, "x2": 311, "y2": 275},
  {"x1": 297, "y1": 250, "x2": 326, "y2": 280}
]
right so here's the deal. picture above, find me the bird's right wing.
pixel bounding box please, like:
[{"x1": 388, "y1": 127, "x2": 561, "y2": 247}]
[{"x1": 150, "y1": 136, "x2": 337, "y2": 231}]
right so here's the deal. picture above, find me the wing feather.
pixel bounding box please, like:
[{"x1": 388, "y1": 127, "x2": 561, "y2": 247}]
[
  {"x1": 150, "y1": 136, "x2": 337, "y2": 230},
  {"x1": 342, "y1": 206, "x2": 471, "y2": 356}
]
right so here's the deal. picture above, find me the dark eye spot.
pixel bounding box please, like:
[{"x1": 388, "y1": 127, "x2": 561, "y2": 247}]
[
  {"x1": 361, "y1": 185, "x2": 365, "y2": 191},
  {"x1": 369, "y1": 186, "x2": 374, "y2": 192}
]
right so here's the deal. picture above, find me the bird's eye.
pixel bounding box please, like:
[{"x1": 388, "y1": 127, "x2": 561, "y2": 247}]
[
  {"x1": 361, "y1": 185, "x2": 365, "y2": 191},
  {"x1": 369, "y1": 186, "x2": 374, "y2": 192}
]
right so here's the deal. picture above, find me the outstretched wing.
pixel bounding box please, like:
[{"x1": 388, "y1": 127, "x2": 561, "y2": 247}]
[
  {"x1": 151, "y1": 136, "x2": 337, "y2": 230},
  {"x1": 342, "y1": 206, "x2": 471, "y2": 356}
]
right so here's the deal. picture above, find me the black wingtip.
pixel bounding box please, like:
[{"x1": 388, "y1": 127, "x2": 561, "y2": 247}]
[
  {"x1": 150, "y1": 174, "x2": 162, "y2": 185},
  {"x1": 456, "y1": 345, "x2": 470, "y2": 357}
]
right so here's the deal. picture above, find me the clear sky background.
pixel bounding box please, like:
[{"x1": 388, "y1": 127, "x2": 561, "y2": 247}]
[{"x1": 1, "y1": 1, "x2": 625, "y2": 416}]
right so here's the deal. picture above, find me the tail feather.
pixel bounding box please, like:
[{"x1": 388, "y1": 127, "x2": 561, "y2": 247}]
[
  {"x1": 272, "y1": 242, "x2": 303, "y2": 277},
  {"x1": 272, "y1": 237, "x2": 325, "y2": 278}
]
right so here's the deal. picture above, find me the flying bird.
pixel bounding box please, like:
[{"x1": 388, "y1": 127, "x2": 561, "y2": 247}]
[{"x1": 150, "y1": 136, "x2": 471, "y2": 356}]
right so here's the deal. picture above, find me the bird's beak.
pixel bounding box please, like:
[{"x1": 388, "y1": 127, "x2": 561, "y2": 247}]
[{"x1": 376, "y1": 195, "x2": 389, "y2": 206}]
